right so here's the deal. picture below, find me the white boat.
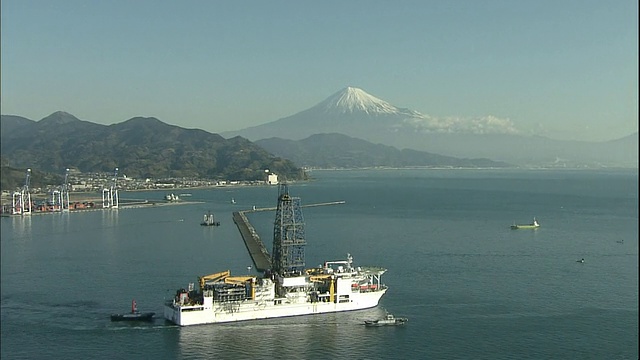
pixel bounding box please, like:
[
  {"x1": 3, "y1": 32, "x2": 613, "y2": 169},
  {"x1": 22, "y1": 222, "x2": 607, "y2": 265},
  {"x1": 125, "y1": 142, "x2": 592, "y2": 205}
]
[
  {"x1": 165, "y1": 193, "x2": 180, "y2": 201},
  {"x1": 164, "y1": 254, "x2": 387, "y2": 326},
  {"x1": 200, "y1": 212, "x2": 220, "y2": 226}
]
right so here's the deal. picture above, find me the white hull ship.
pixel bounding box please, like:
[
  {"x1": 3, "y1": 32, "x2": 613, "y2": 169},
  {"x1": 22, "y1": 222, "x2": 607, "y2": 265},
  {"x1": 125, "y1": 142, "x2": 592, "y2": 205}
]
[{"x1": 164, "y1": 254, "x2": 387, "y2": 326}]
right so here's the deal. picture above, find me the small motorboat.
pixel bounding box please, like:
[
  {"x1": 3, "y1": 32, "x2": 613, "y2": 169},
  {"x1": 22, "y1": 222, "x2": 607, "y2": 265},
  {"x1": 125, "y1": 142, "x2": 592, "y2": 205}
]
[
  {"x1": 111, "y1": 299, "x2": 155, "y2": 322},
  {"x1": 364, "y1": 314, "x2": 408, "y2": 327}
]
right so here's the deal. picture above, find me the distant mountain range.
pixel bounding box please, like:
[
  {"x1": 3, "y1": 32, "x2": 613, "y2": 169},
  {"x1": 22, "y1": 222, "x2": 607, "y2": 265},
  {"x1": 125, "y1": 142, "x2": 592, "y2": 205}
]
[
  {"x1": 255, "y1": 133, "x2": 511, "y2": 169},
  {"x1": 1, "y1": 109, "x2": 514, "y2": 187},
  {"x1": 222, "y1": 87, "x2": 638, "y2": 168},
  {"x1": 1, "y1": 85, "x2": 636, "y2": 192},
  {"x1": 0, "y1": 112, "x2": 305, "y2": 184}
]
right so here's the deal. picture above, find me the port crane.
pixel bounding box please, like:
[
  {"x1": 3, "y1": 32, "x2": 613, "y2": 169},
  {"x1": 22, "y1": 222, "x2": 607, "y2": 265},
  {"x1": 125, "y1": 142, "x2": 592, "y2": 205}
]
[
  {"x1": 49, "y1": 168, "x2": 71, "y2": 211},
  {"x1": 101, "y1": 167, "x2": 119, "y2": 208},
  {"x1": 11, "y1": 168, "x2": 32, "y2": 215},
  {"x1": 61, "y1": 168, "x2": 70, "y2": 211}
]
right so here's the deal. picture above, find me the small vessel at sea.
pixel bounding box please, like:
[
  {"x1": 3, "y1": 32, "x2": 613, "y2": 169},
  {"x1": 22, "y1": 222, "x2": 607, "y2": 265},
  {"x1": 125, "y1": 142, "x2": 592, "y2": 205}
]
[
  {"x1": 364, "y1": 313, "x2": 408, "y2": 327},
  {"x1": 165, "y1": 193, "x2": 180, "y2": 202},
  {"x1": 200, "y1": 211, "x2": 220, "y2": 226},
  {"x1": 511, "y1": 218, "x2": 540, "y2": 230},
  {"x1": 111, "y1": 299, "x2": 155, "y2": 322}
]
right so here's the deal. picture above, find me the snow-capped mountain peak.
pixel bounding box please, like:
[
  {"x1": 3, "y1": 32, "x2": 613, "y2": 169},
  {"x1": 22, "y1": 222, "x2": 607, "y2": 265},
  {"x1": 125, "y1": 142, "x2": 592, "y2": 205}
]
[{"x1": 317, "y1": 86, "x2": 421, "y2": 116}]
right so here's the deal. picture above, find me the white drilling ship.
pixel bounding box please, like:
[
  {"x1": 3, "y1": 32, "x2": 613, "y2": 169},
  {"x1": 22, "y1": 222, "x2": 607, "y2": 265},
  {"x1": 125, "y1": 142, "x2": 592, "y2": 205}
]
[
  {"x1": 164, "y1": 254, "x2": 387, "y2": 326},
  {"x1": 164, "y1": 184, "x2": 388, "y2": 326}
]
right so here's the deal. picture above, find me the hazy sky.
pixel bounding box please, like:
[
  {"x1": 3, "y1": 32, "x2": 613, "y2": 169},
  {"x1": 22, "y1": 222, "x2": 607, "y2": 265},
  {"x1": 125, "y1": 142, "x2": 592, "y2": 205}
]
[{"x1": 1, "y1": 0, "x2": 637, "y2": 142}]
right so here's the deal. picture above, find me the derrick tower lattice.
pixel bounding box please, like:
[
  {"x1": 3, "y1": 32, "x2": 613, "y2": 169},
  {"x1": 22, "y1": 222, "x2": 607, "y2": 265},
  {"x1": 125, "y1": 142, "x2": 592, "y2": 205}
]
[{"x1": 271, "y1": 183, "x2": 306, "y2": 275}]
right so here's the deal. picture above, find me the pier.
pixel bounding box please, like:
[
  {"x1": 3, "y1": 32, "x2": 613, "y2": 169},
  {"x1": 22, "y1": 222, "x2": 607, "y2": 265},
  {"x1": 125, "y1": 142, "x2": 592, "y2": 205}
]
[
  {"x1": 233, "y1": 201, "x2": 346, "y2": 272},
  {"x1": 242, "y1": 201, "x2": 346, "y2": 213}
]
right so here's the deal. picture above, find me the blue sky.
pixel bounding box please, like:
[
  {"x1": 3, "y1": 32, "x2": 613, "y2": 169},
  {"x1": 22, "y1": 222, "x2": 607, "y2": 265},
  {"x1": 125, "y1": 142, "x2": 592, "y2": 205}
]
[{"x1": 1, "y1": 0, "x2": 637, "y2": 141}]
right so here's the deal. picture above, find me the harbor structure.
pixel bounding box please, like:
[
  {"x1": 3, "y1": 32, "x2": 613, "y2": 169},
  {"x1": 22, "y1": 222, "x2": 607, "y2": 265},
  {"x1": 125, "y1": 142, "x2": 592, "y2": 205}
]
[
  {"x1": 11, "y1": 169, "x2": 32, "y2": 215},
  {"x1": 61, "y1": 168, "x2": 71, "y2": 211},
  {"x1": 102, "y1": 167, "x2": 119, "y2": 209}
]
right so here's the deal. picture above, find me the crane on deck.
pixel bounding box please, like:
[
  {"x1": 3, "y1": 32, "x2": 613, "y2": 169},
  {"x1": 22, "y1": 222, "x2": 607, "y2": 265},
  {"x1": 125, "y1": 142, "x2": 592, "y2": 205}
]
[{"x1": 271, "y1": 183, "x2": 307, "y2": 276}]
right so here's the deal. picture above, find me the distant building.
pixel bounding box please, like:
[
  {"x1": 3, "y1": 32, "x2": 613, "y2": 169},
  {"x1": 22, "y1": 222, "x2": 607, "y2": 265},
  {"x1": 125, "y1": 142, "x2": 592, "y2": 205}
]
[{"x1": 267, "y1": 173, "x2": 278, "y2": 185}]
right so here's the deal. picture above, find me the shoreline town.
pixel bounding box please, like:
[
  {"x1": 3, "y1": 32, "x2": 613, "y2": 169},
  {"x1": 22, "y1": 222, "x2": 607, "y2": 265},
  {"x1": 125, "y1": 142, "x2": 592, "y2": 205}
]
[{"x1": 1, "y1": 168, "x2": 281, "y2": 216}]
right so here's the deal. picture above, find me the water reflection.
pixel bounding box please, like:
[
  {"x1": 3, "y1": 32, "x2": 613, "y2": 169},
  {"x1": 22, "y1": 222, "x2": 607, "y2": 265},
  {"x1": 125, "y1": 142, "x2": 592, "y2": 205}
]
[
  {"x1": 11, "y1": 215, "x2": 32, "y2": 241},
  {"x1": 102, "y1": 209, "x2": 120, "y2": 227},
  {"x1": 50, "y1": 212, "x2": 71, "y2": 236},
  {"x1": 176, "y1": 307, "x2": 388, "y2": 359}
]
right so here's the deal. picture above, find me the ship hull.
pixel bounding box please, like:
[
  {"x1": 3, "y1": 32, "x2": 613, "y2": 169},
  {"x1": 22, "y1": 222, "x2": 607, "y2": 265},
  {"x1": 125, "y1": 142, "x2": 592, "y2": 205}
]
[
  {"x1": 164, "y1": 289, "x2": 386, "y2": 326},
  {"x1": 511, "y1": 225, "x2": 539, "y2": 229},
  {"x1": 111, "y1": 312, "x2": 155, "y2": 322}
]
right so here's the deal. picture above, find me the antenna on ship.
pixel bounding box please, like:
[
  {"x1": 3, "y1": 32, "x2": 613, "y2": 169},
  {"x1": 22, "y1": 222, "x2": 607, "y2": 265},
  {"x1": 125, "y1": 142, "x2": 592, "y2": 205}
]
[
  {"x1": 271, "y1": 183, "x2": 306, "y2": 276},
  {"x1": 12, "y1": 168, "x2": 32, "y2": 215}
]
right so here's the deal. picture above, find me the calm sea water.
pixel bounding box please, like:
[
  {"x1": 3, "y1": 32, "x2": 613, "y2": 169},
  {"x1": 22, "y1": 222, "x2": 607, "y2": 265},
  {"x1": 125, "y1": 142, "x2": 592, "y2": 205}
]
[{"x1": 1, "y1": 169, "x2": 638, "y2": 360}]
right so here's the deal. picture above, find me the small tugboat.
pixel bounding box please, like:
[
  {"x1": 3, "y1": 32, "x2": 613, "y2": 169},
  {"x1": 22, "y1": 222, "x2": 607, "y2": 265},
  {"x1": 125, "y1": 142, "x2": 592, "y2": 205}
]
[
  {"x1": 111, "y1": 299, "x2": 155, "y2": 322},
  {"x1": 510, "y1": 217, "x2": 540, "y2": 230},
  {"x1": 364, "y1": 313, "x2": 408, "y2": 327},
  {"x1": 200, "y1": 211, "x2": 220, "y2": 226},
  {"x1": 165, "y1": 193, "x2": 180, "y2": 202}
]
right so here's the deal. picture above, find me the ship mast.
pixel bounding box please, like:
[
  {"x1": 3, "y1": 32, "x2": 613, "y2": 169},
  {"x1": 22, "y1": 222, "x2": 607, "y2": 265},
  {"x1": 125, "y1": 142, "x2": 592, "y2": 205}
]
[{"x1": 271, "y1": 183, "x2": 306, "y2": 275}]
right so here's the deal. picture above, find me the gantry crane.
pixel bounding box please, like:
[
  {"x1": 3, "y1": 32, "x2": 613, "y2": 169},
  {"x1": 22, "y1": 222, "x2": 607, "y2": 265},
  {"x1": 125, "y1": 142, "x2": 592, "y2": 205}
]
[
  {"x1": 101, "y1": 167, "x2": 119, "y2": 208},
  {"x1": 61, "y1": 168, "x2": 70, "y2": 211},
  {"x1": 12, "y1": 168, "x2": 32, "y2": 215}
]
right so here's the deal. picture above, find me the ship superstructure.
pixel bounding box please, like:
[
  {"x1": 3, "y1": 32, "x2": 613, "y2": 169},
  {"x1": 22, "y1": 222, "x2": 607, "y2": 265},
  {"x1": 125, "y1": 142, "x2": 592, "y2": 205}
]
[{"x1": 164, "y1": 184, "x2": 388, "y2": 326}]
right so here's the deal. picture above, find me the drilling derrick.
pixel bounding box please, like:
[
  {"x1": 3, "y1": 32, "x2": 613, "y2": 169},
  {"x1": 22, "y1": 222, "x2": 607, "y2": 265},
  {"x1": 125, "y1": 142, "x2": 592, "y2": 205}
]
[{"x1": 271, "y1": 183, "x2": 306, "y2": 275}]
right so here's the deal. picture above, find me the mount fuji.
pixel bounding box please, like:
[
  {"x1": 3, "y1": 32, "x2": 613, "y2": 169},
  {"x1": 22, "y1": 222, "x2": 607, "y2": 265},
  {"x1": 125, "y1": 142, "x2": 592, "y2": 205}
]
[
  {"x1": 222, "y1": 87, "x2": 636, "y2": 168},
  {"x1": 222, "y1": 87, "x2": 428, "y2": 142}
]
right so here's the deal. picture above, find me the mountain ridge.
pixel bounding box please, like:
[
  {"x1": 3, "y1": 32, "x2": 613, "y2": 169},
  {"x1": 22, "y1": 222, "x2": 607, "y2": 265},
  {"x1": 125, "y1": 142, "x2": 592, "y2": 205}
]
[
  {"x1": 221, "y1": 87, "x2": 637, "y2": 168},
  {"x1": 0, "y1": 114, "x2": 306, "y2": 184},
  {"x1": 255, "y1": 133, "x2": 512, "y2": 169}
]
